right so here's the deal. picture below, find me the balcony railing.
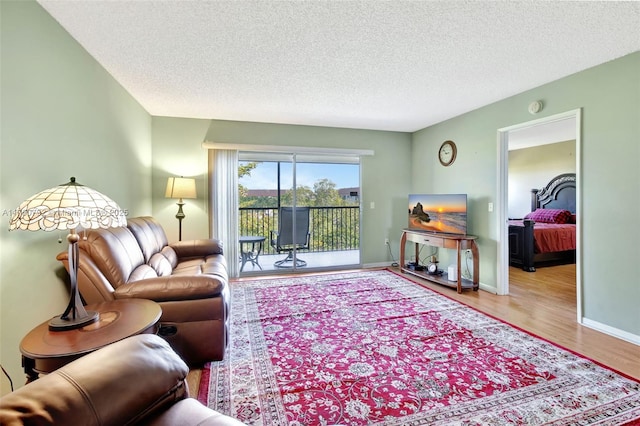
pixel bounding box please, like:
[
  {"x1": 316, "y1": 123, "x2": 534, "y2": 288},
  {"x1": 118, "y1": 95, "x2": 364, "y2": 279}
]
[{"x1": 239, "y1": 206, "x2": 360, "y2": 255}]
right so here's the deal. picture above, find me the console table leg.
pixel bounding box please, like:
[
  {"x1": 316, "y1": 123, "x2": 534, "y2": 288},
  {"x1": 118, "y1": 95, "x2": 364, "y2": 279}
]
[
  {"x1": 456, "y1": 240, "x2": 462, "y2": 294},
  {"x1": 472, "y1": 240, "x2": 480, "y2": 291}
]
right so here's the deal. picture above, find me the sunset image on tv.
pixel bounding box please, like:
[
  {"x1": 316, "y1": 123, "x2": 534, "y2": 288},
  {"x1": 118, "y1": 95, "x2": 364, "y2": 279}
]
[{"x1": 408, "y1": 194, "x2": 467, "y2": 235}]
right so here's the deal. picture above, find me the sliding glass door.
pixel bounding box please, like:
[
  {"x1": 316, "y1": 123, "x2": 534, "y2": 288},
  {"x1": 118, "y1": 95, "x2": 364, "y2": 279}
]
[{"x1": 238, "y1": 152, "x2": 361, "y2": 275}]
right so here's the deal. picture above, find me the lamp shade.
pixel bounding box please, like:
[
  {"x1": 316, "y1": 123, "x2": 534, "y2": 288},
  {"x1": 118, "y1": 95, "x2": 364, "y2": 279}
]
[
  {"x1": 9, "y1": 177, "x2": 126, "y2": 232},
  {"x1": 165, "y1": 177, "x2": 197, "y2": 200},
  {"x1": 8, "y1": 177, "x2": 126, "y2": 330}
]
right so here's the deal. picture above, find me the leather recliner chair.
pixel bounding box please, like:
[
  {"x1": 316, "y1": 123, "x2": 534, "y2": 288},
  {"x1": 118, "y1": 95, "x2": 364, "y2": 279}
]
[
  {"x1": 0, "y1": 334, "x2": 245, "y2": 425},
  {"x1": 57, "y1": 216, "x2": 229, "y2": 365}
]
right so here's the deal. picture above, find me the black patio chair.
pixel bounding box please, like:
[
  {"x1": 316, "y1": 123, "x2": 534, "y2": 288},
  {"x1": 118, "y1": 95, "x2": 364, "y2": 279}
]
[{"x1": 270, "y1": 207, "x2": 311, "y2": 268}]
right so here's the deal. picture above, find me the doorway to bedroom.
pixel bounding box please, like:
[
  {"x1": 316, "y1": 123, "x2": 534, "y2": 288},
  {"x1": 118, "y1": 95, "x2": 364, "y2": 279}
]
[{"x1": 497, "y1": 109, "x2": 581, "y2": 321}]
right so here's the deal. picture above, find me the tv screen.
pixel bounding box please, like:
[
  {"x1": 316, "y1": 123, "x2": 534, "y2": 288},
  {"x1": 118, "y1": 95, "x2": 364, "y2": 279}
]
[{"x1": 408, "y1": 194, "x2": 467, "y2": 235}]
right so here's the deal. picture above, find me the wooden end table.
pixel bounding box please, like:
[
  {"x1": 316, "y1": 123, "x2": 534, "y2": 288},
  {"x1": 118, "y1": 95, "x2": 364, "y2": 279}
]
[{"x1": 20, "y1": 298, "x2": 161, "y2": 381}]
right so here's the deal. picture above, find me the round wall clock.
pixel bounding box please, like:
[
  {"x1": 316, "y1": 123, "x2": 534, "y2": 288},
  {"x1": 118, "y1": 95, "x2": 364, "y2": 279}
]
[{"x1": 438, "y1": 140, "x2": 457, "y2": 166}]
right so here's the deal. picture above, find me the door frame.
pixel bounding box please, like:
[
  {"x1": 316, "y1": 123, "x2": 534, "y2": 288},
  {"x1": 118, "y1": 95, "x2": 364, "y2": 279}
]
[{"x1": 496, "y1": 108, "x2": 582, "y2": 323}]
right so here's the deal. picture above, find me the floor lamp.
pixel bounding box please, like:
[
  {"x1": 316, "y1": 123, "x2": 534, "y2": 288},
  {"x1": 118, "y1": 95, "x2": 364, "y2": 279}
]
[
  {"x1": 9, "y1": 177, "x2": 127, "y2": 330},
  {"x1": 165, "y1": 176, "x2": 197, "y2": 241}
]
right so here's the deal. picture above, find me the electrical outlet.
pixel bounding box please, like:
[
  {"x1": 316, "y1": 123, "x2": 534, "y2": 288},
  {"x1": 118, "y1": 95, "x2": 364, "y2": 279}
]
[{"x1": 384, "y1": 238, "x2": 390, "y2": 245}]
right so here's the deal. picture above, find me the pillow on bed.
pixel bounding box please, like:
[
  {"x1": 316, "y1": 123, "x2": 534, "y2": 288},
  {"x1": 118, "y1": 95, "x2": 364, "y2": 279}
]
[{"x1": 525, "y1": 208, "x2": 573, "y2": 224}]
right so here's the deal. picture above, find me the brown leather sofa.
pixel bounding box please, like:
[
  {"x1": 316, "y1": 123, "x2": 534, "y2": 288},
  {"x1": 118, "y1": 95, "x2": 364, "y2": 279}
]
[
  {"x1": 0, "y1": 334, "x2": 245, "y2": 426},
  {"x1": 56, "y1": 216, "x2": 229, "y2": 366}
]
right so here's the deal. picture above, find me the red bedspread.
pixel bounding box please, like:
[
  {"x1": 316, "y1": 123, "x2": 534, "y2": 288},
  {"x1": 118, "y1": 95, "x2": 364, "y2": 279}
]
[{"x1": 509, "y1": 221, "x2": 576, "y2": 253}]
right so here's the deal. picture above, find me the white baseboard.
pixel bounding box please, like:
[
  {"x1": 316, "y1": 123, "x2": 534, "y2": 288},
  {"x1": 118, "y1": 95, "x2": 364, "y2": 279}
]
[
  {"x1": 478, "y1": 282, "x2": 498, "y2": 294},
  {"x1": 582, "y1": 317, "x2": 640, "y2": 346}
]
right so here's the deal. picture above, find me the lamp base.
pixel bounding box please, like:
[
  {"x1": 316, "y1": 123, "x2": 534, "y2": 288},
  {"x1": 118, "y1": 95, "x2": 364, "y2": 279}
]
[{"x1": 48, "y1": 310, "x2": 99, "y2": 331}]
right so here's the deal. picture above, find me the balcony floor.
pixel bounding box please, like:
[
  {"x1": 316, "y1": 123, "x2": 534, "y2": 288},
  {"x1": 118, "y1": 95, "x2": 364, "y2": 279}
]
[{"x1": 239, "y1": 250, "x2": 360, "y2": 275}]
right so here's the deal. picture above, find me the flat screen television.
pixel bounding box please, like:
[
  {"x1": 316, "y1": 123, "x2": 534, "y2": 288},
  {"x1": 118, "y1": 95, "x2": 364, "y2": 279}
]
[{"x1": 408, "y1": 193, "x2": 467, "y2": 235}]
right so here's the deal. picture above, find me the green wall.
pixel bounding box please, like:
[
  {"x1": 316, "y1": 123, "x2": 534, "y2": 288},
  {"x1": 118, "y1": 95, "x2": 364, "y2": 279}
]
[
  {"x1": 0, "y1": 1, "x2": 153, "y2": 394},
  {"x1": 151, "y1": 118, "x2": 413, "y2": 264},
  {"x1": 412, "y1": 52, "x2": 640, "y2": 337},
  {"x1": 508, "y1": 140, "x2": 576, "y2": 218},
  {"x1": 151, "y1": 117, "x2": 211, "y2": 243}
]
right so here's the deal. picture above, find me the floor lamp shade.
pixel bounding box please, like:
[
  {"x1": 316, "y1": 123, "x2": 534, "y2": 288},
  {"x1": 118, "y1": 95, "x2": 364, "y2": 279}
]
[
  {"x1": 9, "y1": 177, "x2": 127, "y2": 330},
  {"x1": 165, "y1": 177, "x2": 197, "y2": 241},
  {"x1": 165, "y1": 177, "x2": 197, "y2": 200}
]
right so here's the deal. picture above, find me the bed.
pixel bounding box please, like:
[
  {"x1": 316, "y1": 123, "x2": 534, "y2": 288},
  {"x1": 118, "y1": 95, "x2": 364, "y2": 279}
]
[{"x1": 508, "y1": 173, "x2": 576, "y2": 272}]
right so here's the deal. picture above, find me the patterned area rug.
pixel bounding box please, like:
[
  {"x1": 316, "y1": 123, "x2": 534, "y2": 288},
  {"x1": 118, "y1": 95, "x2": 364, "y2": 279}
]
[{"x1": 198, "y1": 270, "x2": 640, "y2": 425}]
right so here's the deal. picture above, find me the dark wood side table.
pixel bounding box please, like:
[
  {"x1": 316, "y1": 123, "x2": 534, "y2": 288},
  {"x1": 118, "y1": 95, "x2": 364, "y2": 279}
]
[{"x1": 20, "y1": 298, "x2": 161, "y2": 381}]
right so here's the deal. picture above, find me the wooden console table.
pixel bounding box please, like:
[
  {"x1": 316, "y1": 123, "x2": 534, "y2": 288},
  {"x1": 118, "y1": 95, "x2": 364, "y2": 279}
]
[
  {"x1": 20, "y1": 298, "x2": 161, "y2": 381},
  {"x1": 400, "y1": 229, "x2": 479, "y2": 293}
]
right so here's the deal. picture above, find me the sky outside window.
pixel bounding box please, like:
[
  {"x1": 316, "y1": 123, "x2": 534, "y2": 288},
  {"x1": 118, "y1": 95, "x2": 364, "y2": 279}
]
[{"x1": 240, "y1": 161, "x2": 359, "y2": 190}]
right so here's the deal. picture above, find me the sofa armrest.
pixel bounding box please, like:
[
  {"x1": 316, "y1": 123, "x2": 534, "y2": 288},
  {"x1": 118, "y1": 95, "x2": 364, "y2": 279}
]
[
  {"x1": 114, "y1": 275, "x2": 225, "y2": 302},
  {"x1": 170, "y1": 239, "x2": 223, "y2": 258},
  {"x1": 147, "y1": 398, "x2": 247, "y2": 426},
  {"x1": 0, "y1": 335, "x2": 188, "y2": 426}
]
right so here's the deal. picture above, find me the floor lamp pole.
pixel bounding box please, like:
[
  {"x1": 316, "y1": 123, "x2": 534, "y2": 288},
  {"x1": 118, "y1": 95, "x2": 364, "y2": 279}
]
[{"x1": 175, "y1": 199, "x2": 185, "y2": 241}]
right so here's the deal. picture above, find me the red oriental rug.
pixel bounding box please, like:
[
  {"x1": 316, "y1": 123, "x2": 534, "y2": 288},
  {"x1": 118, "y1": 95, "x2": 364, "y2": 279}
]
[{"x1": 198, "y1": 270, "x2": 640, "y2": 425}]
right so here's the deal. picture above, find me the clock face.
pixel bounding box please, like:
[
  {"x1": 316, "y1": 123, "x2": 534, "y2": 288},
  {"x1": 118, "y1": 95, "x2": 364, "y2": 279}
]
[
  {"x1": 427, "y1": 263, "x2": 438, "y2": 273},
  {"x1": 439, "y1": 141, "x2": 457, "y2": 166}
]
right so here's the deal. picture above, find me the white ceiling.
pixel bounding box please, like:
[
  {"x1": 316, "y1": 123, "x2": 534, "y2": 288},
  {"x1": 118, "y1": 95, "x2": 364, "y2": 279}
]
[{"x1": 37, "y1": 1, "x2": 639, "y2": 133}]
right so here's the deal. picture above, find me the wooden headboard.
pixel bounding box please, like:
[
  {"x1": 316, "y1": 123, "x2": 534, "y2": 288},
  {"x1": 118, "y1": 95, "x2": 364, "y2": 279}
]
[{"x1": 530, "y1": 173, "x2": 576, "y2": 213}]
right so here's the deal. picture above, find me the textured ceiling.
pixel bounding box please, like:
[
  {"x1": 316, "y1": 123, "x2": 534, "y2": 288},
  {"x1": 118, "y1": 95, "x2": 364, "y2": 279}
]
[{"x1": 37, "y1": 1, "x2": 639, "y2": 132}]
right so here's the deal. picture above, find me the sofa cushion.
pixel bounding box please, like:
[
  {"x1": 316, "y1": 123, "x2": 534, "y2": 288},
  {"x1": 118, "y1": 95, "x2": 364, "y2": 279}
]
[
  {"x1": 161, "y1": 246, "x2": 179, "y2": 269},
  {"x1": 128, "y1": 216, "x2": 170, "y2": 263},
  {"x1": 150, "y1": 252, "x2": 174, "y2": 276},
  {"x1": 172, "y1": 256, "x2": 228, "y2": 279},
  {"x1": 114, "y1": 275, "x2": 225, "y2": 301},
  {"x1": 79, "y1": 226, "x2": 146, "y2": 288},
  {"x1": 203, "y1": 255, "x2": 228, "y2": 276},
  {"x1": 130, "y1": 264, "x2": 162, "y2": 282}
]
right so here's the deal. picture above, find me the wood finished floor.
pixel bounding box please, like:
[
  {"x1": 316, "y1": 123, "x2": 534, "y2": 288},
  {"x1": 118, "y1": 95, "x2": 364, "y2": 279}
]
[{"x1": 188, "y1": 264, "x2": 639, "y2": 395}]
